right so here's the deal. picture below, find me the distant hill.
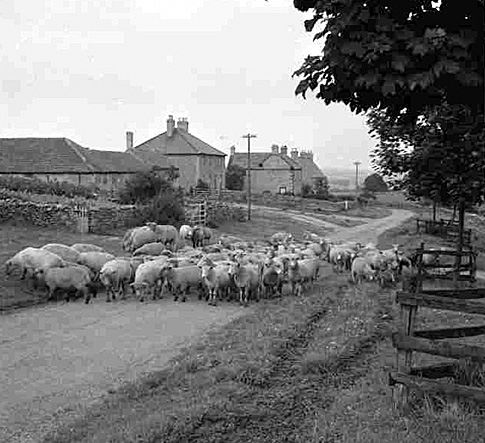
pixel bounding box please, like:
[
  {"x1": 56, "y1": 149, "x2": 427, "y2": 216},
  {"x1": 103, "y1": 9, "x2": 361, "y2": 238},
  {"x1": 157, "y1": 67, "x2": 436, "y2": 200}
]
[{"x1": 320, "y1": 166, "x2": 373, "y2": 189}]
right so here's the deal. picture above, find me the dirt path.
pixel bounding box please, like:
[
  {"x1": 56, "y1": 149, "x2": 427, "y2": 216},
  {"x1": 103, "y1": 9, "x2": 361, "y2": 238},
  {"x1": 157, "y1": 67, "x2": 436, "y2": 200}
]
[{"x1": 0, "y1": 208, "x2": 415, "y2": 443}]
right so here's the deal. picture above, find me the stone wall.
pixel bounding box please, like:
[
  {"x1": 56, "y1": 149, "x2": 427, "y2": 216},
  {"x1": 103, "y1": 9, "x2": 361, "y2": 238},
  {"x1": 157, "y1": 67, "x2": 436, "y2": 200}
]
[
  {"x1": 213, "y1": 190, "x2": 351, "y2": 213},
  {"x1": 185, "y1": 197, "x2": 246, "y2": 226},
  {"x1": 0, "y1": 198, "x2": 141, "y2": 235}
]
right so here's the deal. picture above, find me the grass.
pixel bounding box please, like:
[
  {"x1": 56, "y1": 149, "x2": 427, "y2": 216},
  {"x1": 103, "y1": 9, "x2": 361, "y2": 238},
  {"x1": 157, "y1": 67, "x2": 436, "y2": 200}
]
[{"x1": 0, "y1": 221, "x2": 124, "y2": 312}]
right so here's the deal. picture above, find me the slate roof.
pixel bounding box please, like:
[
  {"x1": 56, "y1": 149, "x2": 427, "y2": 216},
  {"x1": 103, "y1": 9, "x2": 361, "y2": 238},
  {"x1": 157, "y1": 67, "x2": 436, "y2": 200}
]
[
  {"x1": 294, "y1": 155, "x2": 326, "y2": 179},
  {"x1": 133, "y1": 128, "x2": 225, "y2": 157},
  {"x1": 0, "y1": 137, "x2": 172, "y2": 174},
  {"x1": 228, "y1": 152, "x2": 302, "y2": 170}
]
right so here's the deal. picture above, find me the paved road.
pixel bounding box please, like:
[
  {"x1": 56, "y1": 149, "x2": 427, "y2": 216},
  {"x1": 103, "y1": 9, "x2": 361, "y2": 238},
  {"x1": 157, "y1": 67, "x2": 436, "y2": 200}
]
[{"x1": 0, "y1": 208, "x2": 415, "y2": 443}]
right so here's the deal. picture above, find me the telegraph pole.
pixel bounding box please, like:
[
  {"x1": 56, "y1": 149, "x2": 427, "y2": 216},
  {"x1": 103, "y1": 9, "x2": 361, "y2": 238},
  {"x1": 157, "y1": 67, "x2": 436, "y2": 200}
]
[
  {"x1": 354, "y1": 161, "x2": 361, "y2": 198},
  {"x1": 242, "y1": 133, "x2": 257, "y2": 220}
]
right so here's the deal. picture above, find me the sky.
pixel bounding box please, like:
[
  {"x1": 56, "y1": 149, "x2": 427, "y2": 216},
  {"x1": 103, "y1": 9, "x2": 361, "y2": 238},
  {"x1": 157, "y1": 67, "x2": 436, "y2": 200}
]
[{"x1": 0, "y1": 0, "x2": 376, "y2": 172}]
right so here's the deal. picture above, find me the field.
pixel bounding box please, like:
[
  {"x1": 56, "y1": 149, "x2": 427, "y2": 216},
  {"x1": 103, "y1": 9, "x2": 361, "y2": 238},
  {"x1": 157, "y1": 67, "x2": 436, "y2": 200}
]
[{"x1": 3, "y1": 196, "x2": 485, "y2": 443}]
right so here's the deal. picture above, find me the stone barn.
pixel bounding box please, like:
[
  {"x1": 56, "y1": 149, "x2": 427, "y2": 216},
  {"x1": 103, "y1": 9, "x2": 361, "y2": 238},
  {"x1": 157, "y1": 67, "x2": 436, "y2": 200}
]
[{"x1": 0, "y1": 137, "x2": 175, "y2": 193}]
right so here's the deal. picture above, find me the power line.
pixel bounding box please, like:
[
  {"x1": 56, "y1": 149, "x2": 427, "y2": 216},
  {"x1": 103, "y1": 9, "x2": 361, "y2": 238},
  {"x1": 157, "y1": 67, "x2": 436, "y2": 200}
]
[{"x1": 242, "y1": 133, "x2": 257, "y2": 221}]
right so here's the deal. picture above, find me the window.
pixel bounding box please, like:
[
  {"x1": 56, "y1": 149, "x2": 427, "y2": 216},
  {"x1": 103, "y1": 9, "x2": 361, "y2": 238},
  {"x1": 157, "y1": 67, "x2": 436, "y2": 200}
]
[
  {"x1": 103, "y1": 175, "x2": 108, "y2": 184},
  {"x1": 279, "y1": 186, "x2": 287, "y2": 195}
]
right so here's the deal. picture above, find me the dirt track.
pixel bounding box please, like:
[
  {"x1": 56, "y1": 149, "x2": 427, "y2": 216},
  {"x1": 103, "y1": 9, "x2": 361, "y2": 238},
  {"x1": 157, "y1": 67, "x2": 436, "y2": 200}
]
[{"x1": 0, "y1": 208, "x2": 414, "y2": 443}]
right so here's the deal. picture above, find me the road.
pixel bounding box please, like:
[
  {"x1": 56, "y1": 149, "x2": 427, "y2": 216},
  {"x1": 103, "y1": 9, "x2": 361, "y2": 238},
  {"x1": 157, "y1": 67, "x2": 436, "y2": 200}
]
[{"x1": 0, "y1": 208, "x2": 415, "y2": 443}]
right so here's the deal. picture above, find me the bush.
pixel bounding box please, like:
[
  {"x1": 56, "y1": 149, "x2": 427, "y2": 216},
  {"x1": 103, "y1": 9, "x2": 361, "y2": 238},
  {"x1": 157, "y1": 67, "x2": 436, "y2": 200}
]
[
  {"x1": 138, "y1": 190, "x2": 186, "y2": 226},
  {"x1": 225, "y1": 164, "x2": 246, "y2": 191},
  {"x1": 0, "y1": 175, "x2": 96, "y2": 199},
  {"x1": 118, "y1": 168, "x2": 175, "y2": 205}
]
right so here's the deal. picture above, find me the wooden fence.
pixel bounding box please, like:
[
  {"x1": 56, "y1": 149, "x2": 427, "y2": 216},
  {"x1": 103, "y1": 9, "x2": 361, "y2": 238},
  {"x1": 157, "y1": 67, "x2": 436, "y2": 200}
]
[
  {"x1": 390, "y1": 242, "x2": 485, "y2": 407},
  {"x1": 185, "y1": 199, "x2": 207, "y2": 226},
  {"x1": 416, "y1": 218, "x2": 472, "y2": 247}
]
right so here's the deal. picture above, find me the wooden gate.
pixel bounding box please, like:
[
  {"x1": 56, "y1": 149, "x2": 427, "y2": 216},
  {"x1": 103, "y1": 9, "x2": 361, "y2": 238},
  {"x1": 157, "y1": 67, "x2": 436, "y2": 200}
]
[
  {"x1": 390, "y1": 242, "x2": 485, "y2": 406},
  {"x1": 185, "y1": 199, "x2": 207, "y2": 226},
  {"x1": 75, "y1": 205, "x2": 89, "y2": 234}
]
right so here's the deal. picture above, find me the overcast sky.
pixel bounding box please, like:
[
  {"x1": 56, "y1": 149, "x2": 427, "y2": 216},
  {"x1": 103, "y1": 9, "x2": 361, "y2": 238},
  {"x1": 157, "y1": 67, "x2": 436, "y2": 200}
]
[{"x1": 1, "y1": 0, "x2": 376, "y2": 171}]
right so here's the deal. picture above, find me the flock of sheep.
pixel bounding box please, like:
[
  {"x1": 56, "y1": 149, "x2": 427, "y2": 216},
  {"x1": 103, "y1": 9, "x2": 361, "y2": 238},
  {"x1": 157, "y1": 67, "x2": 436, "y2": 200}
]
[{"x1": 4, "y1": 221, "x2": 416, "y2": 307}]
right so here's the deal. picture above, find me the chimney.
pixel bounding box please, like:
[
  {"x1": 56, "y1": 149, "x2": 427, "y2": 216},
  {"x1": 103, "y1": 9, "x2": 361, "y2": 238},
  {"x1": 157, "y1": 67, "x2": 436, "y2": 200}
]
[
  {"x1": 126, "y1": 131, "x2": 134, "y2": 150},
  {"x1": 271, "y1": 144, "x2": 279, "y2": 154},
  {"x1": 280, "y1": 145, "x2": 288, "y2": 156},
  {"x1": 230, "y1": 145, "x2": 236, "y2": 156},
  {"x1": 177, "y1": 117, "x2": 189, "y2": 132},
  {"x1": 291, "y1": 148, "x2": 299, "y2": 159},
  {"x1": 167, "y1": 115, "x2": 175, "y2": 137}
]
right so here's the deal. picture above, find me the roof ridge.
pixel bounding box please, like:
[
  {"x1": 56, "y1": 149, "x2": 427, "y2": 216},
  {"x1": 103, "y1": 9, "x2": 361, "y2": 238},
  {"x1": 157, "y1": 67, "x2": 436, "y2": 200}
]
[
  {"x1": 65, "y1": 138, "x2": 96, "y2": 172},
  {"x1": 180, "y1": 130, "x2": 226, "y2": 156}
]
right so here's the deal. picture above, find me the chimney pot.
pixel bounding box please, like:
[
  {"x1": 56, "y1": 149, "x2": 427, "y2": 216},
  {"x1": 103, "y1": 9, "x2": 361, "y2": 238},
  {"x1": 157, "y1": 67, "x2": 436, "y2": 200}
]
[
  {"x1": 280, "y1": 145, "x2": 288, "y2": 155},
  {"x1": 291, "y1": 148, "x2": 299, "y2": 159},
  {"x1": 126, "y1": 131, "x2": 134, "y2": 150},
  {"x1": 177, "y1": 117, "x2": 189, "y2": 132},
  {"x1": 167, "y1": 115, "x2": 175, "y2": 137},
  {"x1": 271, "y1": 144, "x2": 279, "y2": 154},
  {"x1": 230, "y1": 145, "x2": 236, "y2": 156}
]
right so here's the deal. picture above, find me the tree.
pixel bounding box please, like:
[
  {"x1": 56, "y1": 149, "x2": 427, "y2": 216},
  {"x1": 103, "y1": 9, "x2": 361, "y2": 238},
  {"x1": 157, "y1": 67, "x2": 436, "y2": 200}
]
[
  {"x1": 363, "y1": 173, "x2": 388, "y2": 193},
  {"x1": 314, "y1": 176, "x2": 330, "y2": 199},
  {"x1": 293, "y1": 0, "x2": 483, "y2": 124},
  {"x1": 119, "y1": 167, "x2": 174, "y2": 204},
  {"x1": 292, "y1": 0, "x2": 484, "y2": 250},
  {"x1": 225, "y1": 164, "x2": 246, "y2": 191}
]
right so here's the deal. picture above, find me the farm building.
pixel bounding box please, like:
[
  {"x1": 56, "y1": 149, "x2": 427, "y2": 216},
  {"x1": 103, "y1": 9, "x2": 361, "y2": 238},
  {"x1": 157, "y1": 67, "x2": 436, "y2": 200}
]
[
  {"x1": 128, "y1": 115, "x2": 226, "y2": 191},
  {"x1": 289, "y1": 149, "x2": 326, "y2": 188},
  {"x1": 228, "y1": 144, "x2": 303, "y2": 195},
  {"x1": 0, "y1": 137, "x2": 176, "y2": 192}
]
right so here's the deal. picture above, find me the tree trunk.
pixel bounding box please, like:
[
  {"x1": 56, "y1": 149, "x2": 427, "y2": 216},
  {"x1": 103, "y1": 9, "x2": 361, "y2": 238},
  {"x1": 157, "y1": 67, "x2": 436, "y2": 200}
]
[
  {"x1": 452, "y1": 204, "x2": 457, "y2": 222},
  {"x1": 458, "y1": 198, "x2": 465, "y2": 252},
  {"x1": 454, "y1": 198, "x2": 466, "y2": 287},
  {"x1": 432, "y1": 200, "x2": 437, "y2": 222}
]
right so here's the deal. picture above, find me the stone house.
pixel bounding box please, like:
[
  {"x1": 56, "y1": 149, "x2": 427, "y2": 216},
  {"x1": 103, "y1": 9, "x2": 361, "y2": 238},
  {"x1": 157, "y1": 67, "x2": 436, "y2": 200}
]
[
  {"x1": 227, "y1": 144, "x2": 303, "y2": 195},
  {"x1": 0, "y1": 137, "x2": 175, "y2": 192},
  {"x1": 289, "y1": 148, "x2": 326, "y2": 189},
  {"x1": 128, "y1": 115, "x2": 226, "y2": 191}
]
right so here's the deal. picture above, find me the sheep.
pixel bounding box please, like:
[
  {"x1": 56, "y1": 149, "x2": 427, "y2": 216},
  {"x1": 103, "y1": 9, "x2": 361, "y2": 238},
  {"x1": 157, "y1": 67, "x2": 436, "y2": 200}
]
[
  {"x1": 71, "y1": 243, "x2": 105, "y2": 253},
  {"x1": 161, "y1": 265, "x2": 203, "y2": 302},
  {"x1": 132, "y1": 242, "x2": 168, "y2": 257},
  {"x1": 77, "y1": 252, "x2": 116, "y2": 275},
  {"x1": 41, "y1": 243, "x2": 81, "y2": 264},
  {"x1": 5, "y1": 247, "x2": 66, "y2": 286},
  {"x1": 130, "y1": 257, "x2": 170, "y2": 302},
  {"x1": 351, "y1": 257, "x2": 377, "y2": 285},
  {"x1": 34, "y1": 265, "x2": 97, "y2": 303},
  {"x1": 99, "y1": 258, "x2": 142, "y2": 302}
]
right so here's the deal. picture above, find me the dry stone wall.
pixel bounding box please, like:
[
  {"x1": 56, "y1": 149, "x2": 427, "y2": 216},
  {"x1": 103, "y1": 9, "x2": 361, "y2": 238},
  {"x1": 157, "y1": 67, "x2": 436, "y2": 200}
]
[{"x1": 0, "y1": 197, "x2": 140, "y2": 235}]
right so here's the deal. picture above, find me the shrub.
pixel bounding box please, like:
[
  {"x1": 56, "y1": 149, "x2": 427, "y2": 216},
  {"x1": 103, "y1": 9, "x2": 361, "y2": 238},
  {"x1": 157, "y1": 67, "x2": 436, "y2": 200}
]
[
  {"x1": 138, "y1": 190, "x2": 186, "y2": 226},
  {"x1": 225, "y1": 164, "x2": 246, "y2": 191},
  {"x1": 118, "y1": 168, "x2": 175, "y2": 205},
  {"x1": 0, "y1": 175, "x2": 96, "y2": 199}
]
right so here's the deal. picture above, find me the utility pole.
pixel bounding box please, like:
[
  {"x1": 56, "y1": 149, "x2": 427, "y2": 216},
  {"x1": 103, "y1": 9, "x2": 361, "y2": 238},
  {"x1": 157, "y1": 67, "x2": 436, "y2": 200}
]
[
  {"x1": 242, "y1": 133, "x2": 257, "y2": 220},
  {"x1": 354, "y1": 161, "x2": 361, "y2": 198}
]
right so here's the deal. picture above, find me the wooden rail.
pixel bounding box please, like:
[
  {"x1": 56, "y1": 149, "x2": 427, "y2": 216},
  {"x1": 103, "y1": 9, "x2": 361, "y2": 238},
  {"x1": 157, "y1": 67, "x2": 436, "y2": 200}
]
[
  {"x1": 415, "y1": 218, "x2": 472, "y2": 246},
  {"x1": 391, "y1": 242, "x2": 485, "y2": 408}
]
